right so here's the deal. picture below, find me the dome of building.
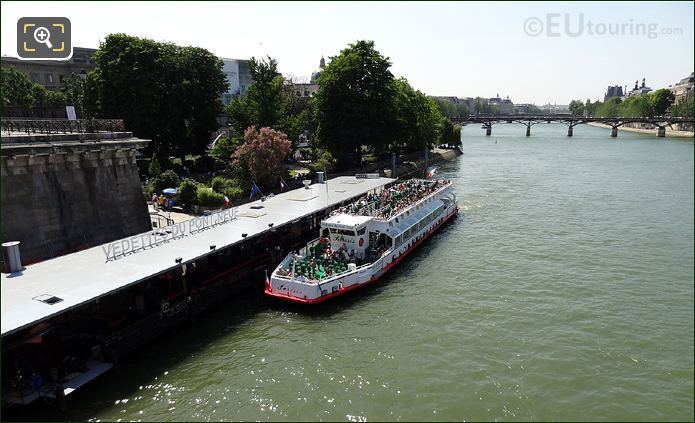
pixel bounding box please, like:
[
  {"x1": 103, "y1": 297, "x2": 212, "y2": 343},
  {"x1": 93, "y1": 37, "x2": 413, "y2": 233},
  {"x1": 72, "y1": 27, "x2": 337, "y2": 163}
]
[{"x1": 310, "y1": 57, "x2": 326, "y2": 84}]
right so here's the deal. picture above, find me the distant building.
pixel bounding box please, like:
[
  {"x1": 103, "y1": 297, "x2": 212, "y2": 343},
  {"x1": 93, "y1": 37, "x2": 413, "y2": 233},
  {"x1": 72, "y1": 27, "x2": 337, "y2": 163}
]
[
  {"x1": 489, "y1": 94, "x2": 514, "y2": 114},
  {"x1": 219, "y1": 58, "x2": 253, "y2": 105},
  {"x1": 539, "y1": 103, "x2": 570, "y2": 114},
  {"x1": 604, "y1": 85, "x2": 624, "y2": 102},
  {"x1": 515, "y1": 103, "x2": 540, "y2": 114},
  {"x1": 287, "y1": 57, "x2": 325, "y2": 98},
  {"x1": 0, "y1": 47, "x2": 97, "y2": 90},
  {"x1": 671, "y1": 72, "x2": 694, "y2": 103},
  {"x1": 626, "y1": 78, "x2": 652, "y2": 97}
]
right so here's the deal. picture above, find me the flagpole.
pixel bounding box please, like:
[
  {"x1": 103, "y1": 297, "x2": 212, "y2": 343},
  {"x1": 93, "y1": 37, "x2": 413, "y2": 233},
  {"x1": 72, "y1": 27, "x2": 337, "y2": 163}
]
[
  {"x1": 291, "y1": 252, "x2": 296, "y2": 280},
  {"x1": 324, "y1": 168, "x2": 329, "y2": 206}
]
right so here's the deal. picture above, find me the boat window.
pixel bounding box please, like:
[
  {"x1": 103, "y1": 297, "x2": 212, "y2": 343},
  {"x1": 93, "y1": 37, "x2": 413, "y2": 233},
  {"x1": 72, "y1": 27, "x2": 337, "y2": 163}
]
[
  {"x1": 331, "y1": 229, "x2": 356, "y2": 236},
  {"x1": 356, "y1": 227, "x2": 366, "y2": 235}
]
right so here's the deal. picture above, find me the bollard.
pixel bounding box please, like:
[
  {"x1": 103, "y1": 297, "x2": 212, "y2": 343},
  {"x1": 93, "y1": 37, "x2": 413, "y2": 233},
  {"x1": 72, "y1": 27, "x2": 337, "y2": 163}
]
[{"x1": 2, "y1": 241, "x2": 22, "y2": 273}]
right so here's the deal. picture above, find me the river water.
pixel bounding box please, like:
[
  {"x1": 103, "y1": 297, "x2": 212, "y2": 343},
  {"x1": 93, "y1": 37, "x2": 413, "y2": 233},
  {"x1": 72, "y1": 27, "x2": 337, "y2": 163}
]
[{"x1": 71, "y1": 123, "x2": 692, "y2": 421}]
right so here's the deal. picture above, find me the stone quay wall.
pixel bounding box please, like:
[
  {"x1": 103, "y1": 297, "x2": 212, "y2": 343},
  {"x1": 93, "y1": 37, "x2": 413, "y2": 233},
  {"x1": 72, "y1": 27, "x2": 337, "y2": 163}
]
[{"x1": 1, "y1": 132, "x2": 152, "y2": 265}]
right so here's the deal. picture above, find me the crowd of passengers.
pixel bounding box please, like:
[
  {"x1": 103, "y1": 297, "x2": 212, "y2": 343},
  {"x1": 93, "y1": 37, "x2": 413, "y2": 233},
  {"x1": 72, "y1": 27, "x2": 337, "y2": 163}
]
[
  {"x1": 275, "y1": 237, "x2": 388, "y2": 282},
  {"x1": 332, "y1": 179, "x2": 449, "y2": 220}
]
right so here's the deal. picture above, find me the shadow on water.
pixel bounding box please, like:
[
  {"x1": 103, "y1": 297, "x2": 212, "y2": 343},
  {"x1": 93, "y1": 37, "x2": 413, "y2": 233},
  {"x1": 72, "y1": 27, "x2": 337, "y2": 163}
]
[{"x1": 4, "y1": 289, "x2": 266, "y2": 421}]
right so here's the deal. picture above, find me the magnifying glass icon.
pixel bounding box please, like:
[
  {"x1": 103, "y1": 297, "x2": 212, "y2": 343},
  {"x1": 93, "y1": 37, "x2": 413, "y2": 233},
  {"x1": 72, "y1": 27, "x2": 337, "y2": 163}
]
[{"x1": 33, "y1": 27, "x2": 53, "y2": 49}]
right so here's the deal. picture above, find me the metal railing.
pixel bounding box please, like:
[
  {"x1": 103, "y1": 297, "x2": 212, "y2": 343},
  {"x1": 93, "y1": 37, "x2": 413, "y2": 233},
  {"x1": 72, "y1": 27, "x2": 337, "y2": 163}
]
[{"x1": 2, "y1": 118, "x2": 126, "y2": 135}]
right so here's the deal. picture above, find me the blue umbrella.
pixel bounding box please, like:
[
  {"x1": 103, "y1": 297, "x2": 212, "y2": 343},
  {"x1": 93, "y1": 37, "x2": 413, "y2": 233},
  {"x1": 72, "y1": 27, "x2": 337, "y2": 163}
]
[{"x1": 162, "y1": 188, "x2": 177, "y2": 195}]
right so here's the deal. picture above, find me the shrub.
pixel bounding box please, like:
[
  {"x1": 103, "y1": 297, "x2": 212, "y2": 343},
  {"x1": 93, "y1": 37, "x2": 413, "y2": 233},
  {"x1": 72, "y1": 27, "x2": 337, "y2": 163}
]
[
  {"x1": 308, "y1": 148, "x2": 336, "y2": 173},
  {"x1": 177, "y1": 179, "x2": 198, "y2": 207},
  {"x1": 222, "y1": 186, "x2": 243, "y2": 201},
  {"x1": 196, "y1": 187, "x2": 225, "y2": 207},
  {"x1": 210, "y1": 176, "x2": 242, "y2": 194},
  {"x1": 153, "y1": 170, "x2": 180, "y2": 191}
]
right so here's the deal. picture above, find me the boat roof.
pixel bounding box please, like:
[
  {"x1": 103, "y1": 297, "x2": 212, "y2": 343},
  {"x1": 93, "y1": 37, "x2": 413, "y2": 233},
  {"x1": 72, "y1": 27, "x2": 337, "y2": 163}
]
[
  {"x1": 1, "y1": 176, "x2": 395, "y2": 336},
  {"x1": 322, "y1": 213, "x2": 373, "y2": 227}
]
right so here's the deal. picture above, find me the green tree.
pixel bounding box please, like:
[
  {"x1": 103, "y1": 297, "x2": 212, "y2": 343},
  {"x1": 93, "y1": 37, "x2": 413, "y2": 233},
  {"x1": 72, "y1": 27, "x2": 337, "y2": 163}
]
[
  {"x1": 670, "y1": 92, "x2": 693, "y2": 118},
  {"x1": 177, "y1": 178, "x2": 198, "y2": 209},
  {"x1": 148, "y1": 156, "x2": 162, "y2": 178},
  {"x1": 310, "y1": 148, "x2": 337, "y2": 173},
  {"x1": 88, "y1": 34, "x2": 228, "y2": 162},
  {"x1": 392, "y1": 78, "x2": 442, "y2": 152},
  {"x1": 439, "y1": 117, "x2": 461, "y2": 147},
  {"x1": 313, "y1": 40, "x2": 397, "y2": 167},
  {"x1": 209, "y1": 136, "x2": 241, "y2": 160},
  {"x1": 1, "y1": 67, "x2": 34, "y2": 107},
  {"x1": 569, "y1": 99, "x2": 585, "y2": 116},
  {"x1": 620, "y1": 96, "x2": 653, "y2": 117},
  {"x1": 224, "y1": 56, "x2": 312, "y2": 145},
  {"x1": 648, "y1": 89, "x2": 675, "y2": 116},
  {"x1": 61, "y1": 73, "x2": 86, "y2": 117}
]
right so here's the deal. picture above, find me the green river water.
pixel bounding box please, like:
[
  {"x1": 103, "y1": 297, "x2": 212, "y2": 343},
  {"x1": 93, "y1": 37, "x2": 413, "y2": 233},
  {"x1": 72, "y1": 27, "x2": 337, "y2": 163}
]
[{"x1": 67, "y1": 123, "x2": 692, "y2": 421}]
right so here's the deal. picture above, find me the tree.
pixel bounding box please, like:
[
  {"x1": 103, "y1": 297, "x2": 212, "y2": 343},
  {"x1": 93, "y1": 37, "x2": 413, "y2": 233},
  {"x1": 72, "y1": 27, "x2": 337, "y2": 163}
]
[
  {"x1": 87, "y1": 34, "x2": 228, "y2": 162},
  {"x1": 310, "y1": 148, "x2": 337, "y2": 173},
  {"x1": 313, "y1": 40, "x2": 397, "y2": 167},
  {"x1": 1, "y1": 67, "x2": 34, "y2": 107},
  {"x1": 225, "y1": 57, "x2": 312, "y2": 145},
  {"x1": 670, "y1": 92, "x2": 693, "y2": 118},
  {"x1": 209, "y1": 136, "x2": 241, "y2": 160},
  {"x1": 61, "y1": 73, "x2": 86, "y2": 117},
  {"x1": 585, "y1": 99, "x2": 594, "y2": 116},
  {"x1": 439, "y1": 118, "x2": 461, "y2": 147},
  {"x1": 569, "y1": 99, "x2": 585, "y2": 116},
  {"x1": 148, "y1": 156, "x2": 162, "y2": 178},
  {"x1": 231, "y1": 126, "x2": 292, "y2": 188},
  {"x1": 621, "y1": 95, "x2": 653, "y2": 117},
  {"x1": 430, "y1": 97, "x2": 470, "y2": 119},
  {"x1": 0, "y1": 67, "x2": 65, "y2": 109},
  {"x1": 392, "y1": 78, "x2": 442, "y2": 152},
  {"x1": 649, "y1": 89, "x2": 675, "y2": 116},
  {"x1": 177, "y1": 179, "x2": 198, "y2": 209}
]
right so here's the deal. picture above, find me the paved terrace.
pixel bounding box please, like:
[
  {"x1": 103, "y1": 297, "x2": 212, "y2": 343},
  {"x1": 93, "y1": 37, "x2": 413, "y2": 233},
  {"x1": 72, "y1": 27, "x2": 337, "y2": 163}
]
[{"x1": 1, "y1": 176, "x2": 395, "y2": 336}]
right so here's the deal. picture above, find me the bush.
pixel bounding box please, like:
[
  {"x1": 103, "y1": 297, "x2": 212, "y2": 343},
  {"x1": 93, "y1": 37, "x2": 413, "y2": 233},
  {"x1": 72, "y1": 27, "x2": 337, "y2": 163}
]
[
  {"x1": 222, "y1": 186, "x2": 243, "y2": 201},
  {"x1": 308, "y1": 148, "x2": 336, "y2": 173},
  {"x1": 196, "y1": 187, "x2": 225, "y2": 207},
  {"x1": 153, "y1": 170, "x2": 180, "y2": 191},
  {"x1": 177, "y1": 179, "x2": 198, "y2": 207},
  {"x1": 210, "y1": 176, "x2": 242, "y2": 194}
]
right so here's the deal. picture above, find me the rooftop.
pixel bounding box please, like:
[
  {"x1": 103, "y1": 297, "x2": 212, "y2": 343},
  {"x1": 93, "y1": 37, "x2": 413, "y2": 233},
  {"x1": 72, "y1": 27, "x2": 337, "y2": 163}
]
[{"x1": 0, "y1": 175, "x2": 395, "y2": 336}]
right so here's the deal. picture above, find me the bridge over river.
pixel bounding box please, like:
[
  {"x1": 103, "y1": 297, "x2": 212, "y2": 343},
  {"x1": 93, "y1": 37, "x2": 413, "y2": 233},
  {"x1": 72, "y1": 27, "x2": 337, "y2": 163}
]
[{"x1": 451, "y1": 115, "x2": 694, "y2": 137}]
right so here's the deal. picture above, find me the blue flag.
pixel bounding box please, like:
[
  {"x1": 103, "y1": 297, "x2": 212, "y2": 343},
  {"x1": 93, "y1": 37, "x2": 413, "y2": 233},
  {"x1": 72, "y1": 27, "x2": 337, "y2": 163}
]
[{"x1": 250, "y1": 182, "x2": 261, "y2": 200}]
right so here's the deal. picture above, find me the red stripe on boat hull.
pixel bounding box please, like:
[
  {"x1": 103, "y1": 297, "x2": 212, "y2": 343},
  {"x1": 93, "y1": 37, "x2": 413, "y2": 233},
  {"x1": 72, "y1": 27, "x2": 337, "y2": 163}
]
[{"x1": 265, "y1": 206, "x2": 458, "y2": 304}]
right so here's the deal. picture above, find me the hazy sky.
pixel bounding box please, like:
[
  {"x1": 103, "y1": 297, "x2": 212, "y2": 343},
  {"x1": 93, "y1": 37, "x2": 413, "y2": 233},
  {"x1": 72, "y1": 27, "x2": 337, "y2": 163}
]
[{"x1": 2, "y1": 1, "x2": 693, "y2": 104}]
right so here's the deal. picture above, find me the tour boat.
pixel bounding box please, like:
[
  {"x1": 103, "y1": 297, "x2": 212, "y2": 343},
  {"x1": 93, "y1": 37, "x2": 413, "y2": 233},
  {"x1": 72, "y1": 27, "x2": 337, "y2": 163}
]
[{"x1": 266, "y1": 178, "x2": 458, "y2": 303}]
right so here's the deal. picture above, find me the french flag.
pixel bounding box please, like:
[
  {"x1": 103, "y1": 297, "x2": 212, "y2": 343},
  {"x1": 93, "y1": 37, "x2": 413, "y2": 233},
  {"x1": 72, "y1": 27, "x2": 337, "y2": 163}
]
[{"x1": 427, "y1": 167, "x2": 437, "y2": 179}]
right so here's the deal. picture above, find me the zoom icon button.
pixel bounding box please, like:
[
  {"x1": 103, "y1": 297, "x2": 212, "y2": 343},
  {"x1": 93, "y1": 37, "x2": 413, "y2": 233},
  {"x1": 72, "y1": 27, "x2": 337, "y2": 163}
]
[{"x1": 17, "y1": 17, "x2": 72, "y2": 60}]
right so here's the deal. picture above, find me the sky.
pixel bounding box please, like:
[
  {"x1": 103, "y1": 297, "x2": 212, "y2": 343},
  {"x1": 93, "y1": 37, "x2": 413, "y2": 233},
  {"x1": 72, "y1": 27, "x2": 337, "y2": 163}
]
[{"x1": 1, "y1": 1, "x2": 693, "y2": 104}]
